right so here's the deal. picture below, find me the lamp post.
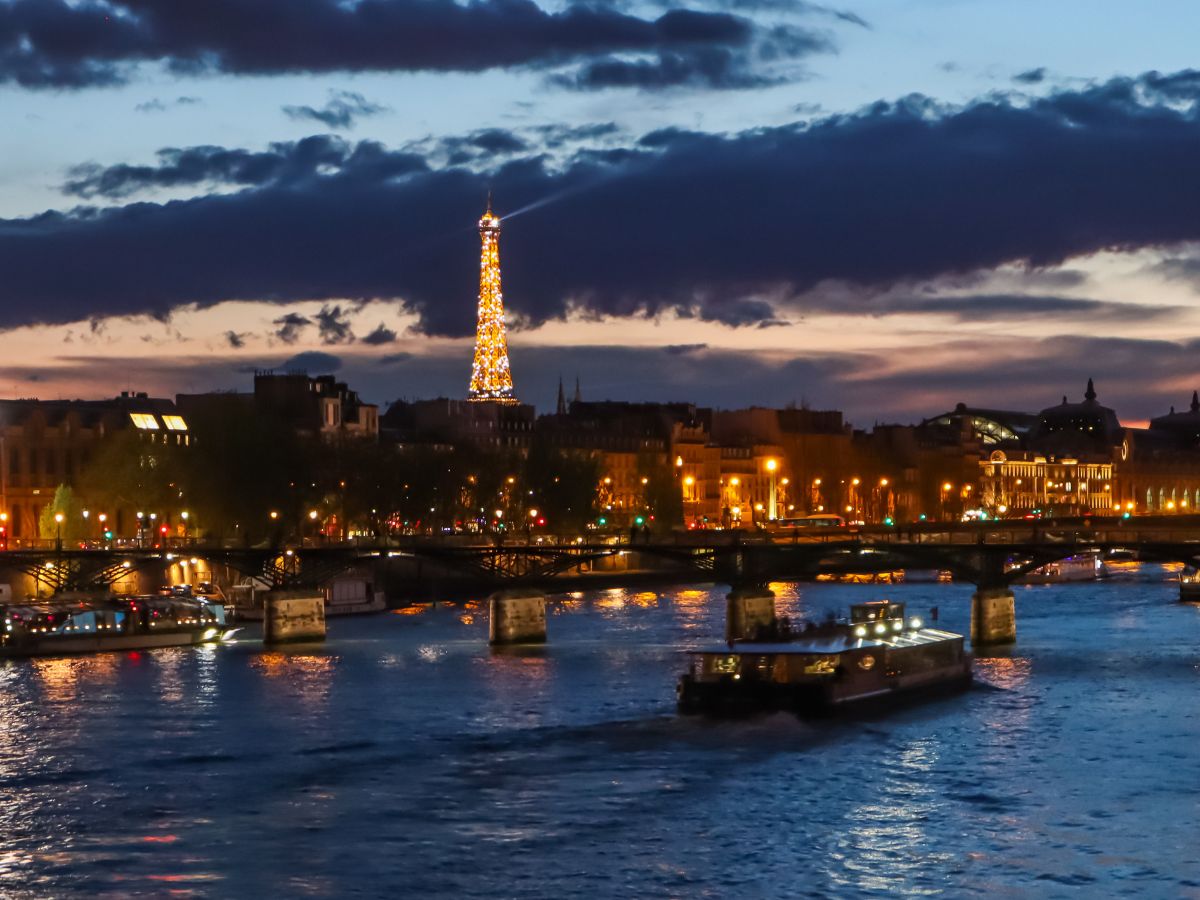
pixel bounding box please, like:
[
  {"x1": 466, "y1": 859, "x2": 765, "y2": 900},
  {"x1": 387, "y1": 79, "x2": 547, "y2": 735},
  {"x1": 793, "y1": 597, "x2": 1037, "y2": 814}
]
[
  {"x1": 54, "y1": 511, "x2": 64, "y2": 550},
  {"x1": 766, "y1": 459, "x2": 778, "y2": 521},
  {"x1": 180, "y1": 510, "x2": 189, "y2": 542}
]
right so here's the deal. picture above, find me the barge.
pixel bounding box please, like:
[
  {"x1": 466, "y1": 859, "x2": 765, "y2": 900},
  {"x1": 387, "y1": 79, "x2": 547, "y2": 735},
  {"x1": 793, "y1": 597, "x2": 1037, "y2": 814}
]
[
  {"x1": 677, "y1": 601, "x2": 971, "y2": 716},
  {"x1": 1, "y1": 594, "x2": 236, "y2": 657}
]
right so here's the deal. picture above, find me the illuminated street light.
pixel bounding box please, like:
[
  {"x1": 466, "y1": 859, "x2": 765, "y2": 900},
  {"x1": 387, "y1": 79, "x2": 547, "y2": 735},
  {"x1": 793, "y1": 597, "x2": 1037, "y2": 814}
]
[
  {"x1": 766, "y1": 459, "x2": 778, "y2": 520},
  {"x1": 269, "y1": 511, "x2": 279, "y2": 520}
]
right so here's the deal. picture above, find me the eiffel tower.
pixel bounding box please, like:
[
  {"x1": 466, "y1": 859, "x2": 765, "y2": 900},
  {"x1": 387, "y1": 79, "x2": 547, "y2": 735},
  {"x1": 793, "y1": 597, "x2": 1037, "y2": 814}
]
[{"x1": 467, "y1": 196, "x2": 517, "y2": 404}]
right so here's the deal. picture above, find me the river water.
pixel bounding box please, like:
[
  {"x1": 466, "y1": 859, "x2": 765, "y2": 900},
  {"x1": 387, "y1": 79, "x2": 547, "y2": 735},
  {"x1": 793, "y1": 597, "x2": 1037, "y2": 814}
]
[{"x1": 1, "y1": 571, "x2": 1198, "y2": 898}]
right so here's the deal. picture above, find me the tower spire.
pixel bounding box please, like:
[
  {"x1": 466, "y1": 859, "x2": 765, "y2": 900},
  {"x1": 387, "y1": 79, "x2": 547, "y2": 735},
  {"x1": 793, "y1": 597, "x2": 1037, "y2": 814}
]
[
  {"x1": 556, "y1": 375, "x2": 566, "y2": 415},
  {"x1": 574, "y1": 375, "x2": 581, "y2": 404},
  {"x1": 467, "y1": 198, "x2": 517, "y2": 404},
  {"x1": 1084, "y1": 378, "x2": 1096, "y2": 402},
  {"x1": 1191, "y1": 390, "x2": 1198, "y2": 414}
]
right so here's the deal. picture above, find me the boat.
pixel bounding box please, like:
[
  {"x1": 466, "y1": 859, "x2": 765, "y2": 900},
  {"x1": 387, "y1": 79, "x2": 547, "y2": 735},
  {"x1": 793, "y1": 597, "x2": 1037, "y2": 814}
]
[
  {"x1": 227, "y1": 575, "x2": 385, "y2": 621},
  {"x1": 677, "y1": 601, "x2": 971, "y2": 716},
  {"x1": 1180, "y1": 568, "x2": 1200, "y2": 602},
  {"x1": 1016, "y1": 550, "x2": 1107, "y2": 584},
  {"x1": 1, "y1": 593, "x2": 237, "y2": 657}
]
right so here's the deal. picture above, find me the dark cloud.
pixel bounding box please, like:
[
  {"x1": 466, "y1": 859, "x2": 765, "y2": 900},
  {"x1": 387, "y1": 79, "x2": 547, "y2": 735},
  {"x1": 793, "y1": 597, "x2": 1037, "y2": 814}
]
[
  {"x1": 534, "y1": 122, "x2": 621, "y2": 148},
  {"x1": 283, "y1": 90, "x2": 387, "y2": 129},
  {"x1": 425, "y1": 128, "x2": 532, "y2": 166},
  {"x1": 315, "y1": 304, "x2": 354, "y2": 344},
  {"x1": 135, "y1": 95, "x2": 202, "y2": 113},
  {"x1": 361, "y1": 323, "x2": 398, "y2": 345},
  {"x1": 556, "y1": 24, "x2": 830, "y2": 90},
  {"x1": 62, "y1": 135, "x2": 427, "y2": 199},
  {"x1": 273, "y1": 313, "x2": 311, "y2": 344},
  {"x1": 0, "y1": 0, "x2": 822, "y2": 91},
  {"x1": 225, "y1": 330, "x2": 246, "y2": 348},
  {"x1": 282, "y1": 350, "x2": 342, "y2": 373},
  {"x1": 1013, "y1": 67, "x2": 1047, "y2": 85},
  {"x1": 665, "y1": 343, "x2": 708, "y2": 354},
  {"x1": 9, "y1": 71, "x2": 1200, "y2": 336}
]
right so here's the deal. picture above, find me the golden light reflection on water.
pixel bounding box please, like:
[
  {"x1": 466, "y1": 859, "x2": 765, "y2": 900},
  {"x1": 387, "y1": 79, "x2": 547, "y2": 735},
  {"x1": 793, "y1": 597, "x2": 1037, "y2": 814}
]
[
  {"x1": 30, "y1": 655, "x2": 118, "y2": 704},
  {"x1": 973, "y1": 656, "x2": 1033, "y2": 691},
  {"x1": 250, "y1": 654, "x2": 338, "y2": 706}
]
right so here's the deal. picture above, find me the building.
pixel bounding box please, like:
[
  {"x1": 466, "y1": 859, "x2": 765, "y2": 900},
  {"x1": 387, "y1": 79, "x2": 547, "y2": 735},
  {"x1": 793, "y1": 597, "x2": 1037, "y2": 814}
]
[
  {"x1": 0, "y1": 392, "x2": 189, "y2": 540},
  {"x1": 179, "y1": 372, "x2": 378, "y2": 441}
]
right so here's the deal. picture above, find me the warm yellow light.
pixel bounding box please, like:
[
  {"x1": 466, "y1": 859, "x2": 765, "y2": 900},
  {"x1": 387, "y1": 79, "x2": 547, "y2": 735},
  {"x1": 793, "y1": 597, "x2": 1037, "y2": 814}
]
[
  {"x1": 529, "y1": 509, "x2": 538, "y2": 518},
  {"x1": 780, "y1": 477, "x2": 789, "y2": 485},
  {"x1": 308, "y1": 510, "x2": 318, "y2": 520},
  {"x1": 1125, "y1": 501, "x2": 1134, "y2": 510},
  {"x1": 942, "y1": 482, "x2": 953, "y2": 491},
  {"x1": 1168, "y1": 501, "x2": 1177, "y2": 510},
  {"x1": 730, "y1": 477, "x2": 740, "y2": 486},
  {"x1": 604, "y1": 477, "x2": 612, "y2": 485},
  {"x1": 998, "y1": 504, "x2": 1008, "y2": 513},
  {"x1": 54, "y1": 513, "x2": 64, "y2": 524},
  {"x1": 845, "y1": 505, "x2": 853, "y2": 512},
  {"x1": 813, "y1": 478, "x2": 822, "y2": 486},
  {"x1": 640, "y1": 477, "x2": 648, "y2": 485},
  {"x1": 879, "y1": 477, "x2": 889, "y2": 487},
  {"x1": 181, "y1": 511, "x2": 189, "y2": 520},
  {"x1": 270, "y1": 511, "x2": 279, "y2": 520},
  {"x1": 754, "y1": 503, "x2": 763, "y2": 511},
  {"x1": 683, "y1": 476, "x2": 694, "y2": 486},
  {"x1": 675, "y1": 456, "x2": 683, "y2": 467},
  {"x1": 766, "y1": 459, "x2": 777, "y2": 472}
]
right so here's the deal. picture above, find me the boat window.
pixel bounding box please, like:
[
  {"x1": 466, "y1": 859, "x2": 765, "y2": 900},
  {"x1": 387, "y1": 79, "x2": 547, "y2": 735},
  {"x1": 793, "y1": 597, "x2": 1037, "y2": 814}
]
[
  {"x1": 857, "y1": 655, "x2": 876, "y2": 671},
  {"x1": 802, "y1": 656, "x2": 838, "y2": 675}
]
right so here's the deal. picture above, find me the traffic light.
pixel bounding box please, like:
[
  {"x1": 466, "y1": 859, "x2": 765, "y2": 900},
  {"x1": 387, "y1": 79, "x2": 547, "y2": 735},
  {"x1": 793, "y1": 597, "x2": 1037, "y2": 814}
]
[
  {"x1": 597, "y1": 517, "x2": 607, "y2": 526},
  {"x1": 634, "y1": 516, "x2": 645, "y2": 526},
  {"x1": 104, "y1": 530, "x2": 114, "y2": 540}
]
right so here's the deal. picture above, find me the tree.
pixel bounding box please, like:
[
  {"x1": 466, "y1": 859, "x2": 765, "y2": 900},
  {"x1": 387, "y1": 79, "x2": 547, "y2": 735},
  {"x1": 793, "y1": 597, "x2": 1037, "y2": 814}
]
[{"x1": 38, "y1": 484, "x2": 85, "y2": 542}]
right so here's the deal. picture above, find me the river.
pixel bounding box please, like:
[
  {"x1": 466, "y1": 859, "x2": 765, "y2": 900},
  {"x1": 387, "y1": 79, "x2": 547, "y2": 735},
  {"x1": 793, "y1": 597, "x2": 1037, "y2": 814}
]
[{"x1": 1, "y1": 571, "x2": 1198, "y2": 897}]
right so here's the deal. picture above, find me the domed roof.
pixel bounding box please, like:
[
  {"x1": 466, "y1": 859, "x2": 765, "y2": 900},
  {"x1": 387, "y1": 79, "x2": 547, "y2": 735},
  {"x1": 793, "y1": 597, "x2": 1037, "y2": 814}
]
[
  {"x1": 1149, "y1": 390, "x2": 1200, "y2": 445},
  {"x1": 1031, "y1": 378, "x2": 1122, "y2": 454}
]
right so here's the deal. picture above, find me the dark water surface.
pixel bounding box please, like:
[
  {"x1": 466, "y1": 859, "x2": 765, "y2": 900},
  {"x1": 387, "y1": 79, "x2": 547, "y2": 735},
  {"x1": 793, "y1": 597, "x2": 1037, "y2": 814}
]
[{"x1": 2, "y1": 574, "x2": 1199, "y2": 898}]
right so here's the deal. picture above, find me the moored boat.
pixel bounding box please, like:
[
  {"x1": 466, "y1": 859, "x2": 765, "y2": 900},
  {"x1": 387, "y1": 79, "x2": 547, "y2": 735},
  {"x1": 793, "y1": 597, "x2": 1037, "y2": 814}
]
[
  {"x1": 1, "y1": 594, "x2": 236, "y2": 657},
  {"x1": 1017, "y1": 550, "x2": 1107, "y2": 584},
  {"x1": 677, "y1": 601, "x2": 971, "y2": 717}
]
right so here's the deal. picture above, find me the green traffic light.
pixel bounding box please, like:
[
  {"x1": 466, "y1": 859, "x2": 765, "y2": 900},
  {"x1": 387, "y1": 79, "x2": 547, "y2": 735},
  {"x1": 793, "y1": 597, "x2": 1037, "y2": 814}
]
[
  {"x1": 598, "y1": 517, "x2": 607, "y2": 526},
  {"x1": 634, "y1": 516, "x2": 645, "y2": 525}
]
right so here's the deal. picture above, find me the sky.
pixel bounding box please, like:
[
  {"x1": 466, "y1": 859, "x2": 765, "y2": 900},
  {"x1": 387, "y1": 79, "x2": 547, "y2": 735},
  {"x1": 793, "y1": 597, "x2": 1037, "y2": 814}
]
[{"x1": 3, "y1": 0, "x2": 1200, "y2": 427}]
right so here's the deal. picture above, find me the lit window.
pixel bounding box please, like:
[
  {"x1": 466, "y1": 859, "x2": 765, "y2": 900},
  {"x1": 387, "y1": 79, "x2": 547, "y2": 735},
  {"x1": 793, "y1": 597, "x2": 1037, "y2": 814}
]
[
  {"x1": 162, "y1": 415, "x2": 188, "y2": 432},
  {"x1": 129, "y1": 413, "x2": 160, "y2": 430}
]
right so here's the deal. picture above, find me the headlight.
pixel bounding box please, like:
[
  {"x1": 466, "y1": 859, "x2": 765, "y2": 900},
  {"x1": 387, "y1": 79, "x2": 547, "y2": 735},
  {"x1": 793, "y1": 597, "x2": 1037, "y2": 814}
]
[{"x1": 910, "y1": 617, "x2": 923, "y2": 629}]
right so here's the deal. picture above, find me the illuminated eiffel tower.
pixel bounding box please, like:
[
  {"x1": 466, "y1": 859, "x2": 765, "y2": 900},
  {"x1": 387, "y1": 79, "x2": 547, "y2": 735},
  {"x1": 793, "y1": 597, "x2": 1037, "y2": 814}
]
[{"x1": 467, "y1": 196, "x2": 518, "y2": 404}]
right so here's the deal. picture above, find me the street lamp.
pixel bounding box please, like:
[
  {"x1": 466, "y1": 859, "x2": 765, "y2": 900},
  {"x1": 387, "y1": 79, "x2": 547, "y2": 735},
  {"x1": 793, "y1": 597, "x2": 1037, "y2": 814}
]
[
  {"x1": 765, "y1": 459, "x2": 778, "y2": 520},
  {"x1": 54, "y1": 511, "x2": 64, "y2": 548}
]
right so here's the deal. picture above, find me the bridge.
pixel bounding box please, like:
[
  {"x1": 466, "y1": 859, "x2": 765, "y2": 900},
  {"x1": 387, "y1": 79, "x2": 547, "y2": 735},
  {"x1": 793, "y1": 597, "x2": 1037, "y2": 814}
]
[{"x1": 4, "y1": 515, "x2": 1198, "y2": 646}]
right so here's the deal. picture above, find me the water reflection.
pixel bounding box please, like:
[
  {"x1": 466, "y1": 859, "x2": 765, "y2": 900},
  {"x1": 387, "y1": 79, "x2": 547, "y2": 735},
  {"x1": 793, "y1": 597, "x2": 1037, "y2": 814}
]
[{"x1": 0, "y1": 580, "x2": 1196, "y2": 897}]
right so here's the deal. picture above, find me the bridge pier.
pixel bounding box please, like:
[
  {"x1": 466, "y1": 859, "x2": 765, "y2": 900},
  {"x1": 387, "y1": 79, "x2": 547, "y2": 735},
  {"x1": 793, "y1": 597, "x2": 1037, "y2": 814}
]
[
  {"x1": 263, "y1": 592, "x2": 327, "y2": 644},
  {"x1": 726, "y1": 587, "x2": 776, "y2": 642},
  {"x1": 488, "y1": 589, "x2": 547, "y2": 644},
  {"x1": 970, "y1": 587, "x2": 1016, "y2": 647}
]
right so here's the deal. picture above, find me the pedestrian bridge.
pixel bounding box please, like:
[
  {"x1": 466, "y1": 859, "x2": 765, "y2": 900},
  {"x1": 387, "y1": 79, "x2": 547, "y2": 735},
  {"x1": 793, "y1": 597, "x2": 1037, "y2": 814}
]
[{"x1": 3, "y1": 515, "x2": 1197, "y2": 646}]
